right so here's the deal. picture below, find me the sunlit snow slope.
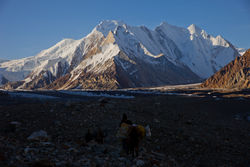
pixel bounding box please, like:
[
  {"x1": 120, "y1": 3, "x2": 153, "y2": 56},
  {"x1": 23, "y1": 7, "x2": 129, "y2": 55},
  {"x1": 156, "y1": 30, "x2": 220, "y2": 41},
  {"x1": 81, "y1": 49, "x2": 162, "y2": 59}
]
[{"x1": 0, "y1": 20, "x2": 242, "y2": 89}]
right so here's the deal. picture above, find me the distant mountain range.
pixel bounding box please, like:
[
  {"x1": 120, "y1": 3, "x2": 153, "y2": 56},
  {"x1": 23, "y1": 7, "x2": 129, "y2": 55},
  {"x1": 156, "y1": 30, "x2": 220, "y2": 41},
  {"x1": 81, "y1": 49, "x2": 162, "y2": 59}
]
[
  {"x1": 201, "y1": 49, "x2": 249, "y2": 89},
  {"x1": 0, "y1": 20, "x2": 243, "y2": 90}
]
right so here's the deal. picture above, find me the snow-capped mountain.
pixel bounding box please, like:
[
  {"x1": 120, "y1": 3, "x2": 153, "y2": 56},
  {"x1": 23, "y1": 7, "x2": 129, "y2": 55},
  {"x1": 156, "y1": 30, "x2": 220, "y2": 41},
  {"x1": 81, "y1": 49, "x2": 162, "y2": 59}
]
[
  {"x1": 237, "y1": 48, "x2": 247, "y2": 56},
  {"x1": 0, "y1": 20, "x2": 242, "y2": 89},
  {"x1": 155, "y1": 23, "x2": 240, "y2": 78}
]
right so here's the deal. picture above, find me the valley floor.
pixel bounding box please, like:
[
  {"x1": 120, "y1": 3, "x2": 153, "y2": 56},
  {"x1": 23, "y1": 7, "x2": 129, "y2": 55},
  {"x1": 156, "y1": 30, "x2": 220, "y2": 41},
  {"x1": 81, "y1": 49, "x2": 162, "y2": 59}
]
[{"x1": 0, "y1": 88, "x2": 249, "y2": 167}]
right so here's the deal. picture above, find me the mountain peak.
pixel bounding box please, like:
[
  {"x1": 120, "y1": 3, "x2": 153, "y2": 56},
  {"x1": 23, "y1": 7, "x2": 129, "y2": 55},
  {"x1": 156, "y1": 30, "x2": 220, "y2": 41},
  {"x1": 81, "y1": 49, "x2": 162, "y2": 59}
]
[
  {"x1": 156, "y1": 21, "x2": 185, "y2": 33},
  {"x1": 95, "y1": 20, "x2": 126, "y2": 36},
  {"x1": 158, "y1": 21, "x2": 177, "y2": 29},
  {"x1": 187, "y1": 24, "x2": 202, "y2": 34},
  {"x1": 159, "y1": 21, "x2": 169, "y2": 26},
  {"x1": 98, "y1": 20, "x2": 125, "y2": 27}
]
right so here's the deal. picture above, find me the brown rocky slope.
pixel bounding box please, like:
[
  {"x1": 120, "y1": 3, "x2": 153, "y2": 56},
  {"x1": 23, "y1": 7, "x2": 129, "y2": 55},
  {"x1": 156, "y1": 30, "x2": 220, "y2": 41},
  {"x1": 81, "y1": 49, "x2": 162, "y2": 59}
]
[{"x1": 201, "y1": 49, "x2": 250, "y2": 89}]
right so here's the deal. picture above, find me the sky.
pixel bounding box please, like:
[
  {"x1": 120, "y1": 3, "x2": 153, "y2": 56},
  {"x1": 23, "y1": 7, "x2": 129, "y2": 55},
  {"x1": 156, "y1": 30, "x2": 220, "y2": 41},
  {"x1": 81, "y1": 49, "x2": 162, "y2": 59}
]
[{"x1": 0, "y1": 0, "x2": 249, "y2": 60}]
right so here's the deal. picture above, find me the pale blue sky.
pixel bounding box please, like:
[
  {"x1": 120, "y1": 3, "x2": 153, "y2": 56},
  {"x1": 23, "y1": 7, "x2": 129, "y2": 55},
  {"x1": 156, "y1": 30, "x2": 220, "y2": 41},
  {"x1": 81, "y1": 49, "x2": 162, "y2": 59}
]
[{"x1": 0, "y1": 0, "x2": 249, "y2": 60}]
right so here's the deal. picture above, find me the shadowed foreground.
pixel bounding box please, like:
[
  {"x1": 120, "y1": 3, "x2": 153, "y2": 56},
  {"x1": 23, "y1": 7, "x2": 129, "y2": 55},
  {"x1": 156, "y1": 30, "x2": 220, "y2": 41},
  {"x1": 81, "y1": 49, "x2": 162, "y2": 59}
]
[{"x1": 0, "y1": 90, "x2": 249, "y2": 167}]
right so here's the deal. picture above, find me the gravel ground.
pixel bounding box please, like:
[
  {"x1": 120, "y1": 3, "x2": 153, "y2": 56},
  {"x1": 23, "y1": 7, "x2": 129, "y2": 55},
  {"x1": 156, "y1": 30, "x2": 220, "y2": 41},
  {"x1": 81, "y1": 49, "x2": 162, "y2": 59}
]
[{"x1": 0, "y1": 90, "x2": 249, "y2": 167}]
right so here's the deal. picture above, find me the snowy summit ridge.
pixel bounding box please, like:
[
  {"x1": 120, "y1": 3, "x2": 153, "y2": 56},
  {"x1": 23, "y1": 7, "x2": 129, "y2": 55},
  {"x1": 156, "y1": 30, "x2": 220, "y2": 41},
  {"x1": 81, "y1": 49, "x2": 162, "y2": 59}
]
[
  {"x1": 188, "y1": 24, "x2": 203, "y2": 35},
  {"x1": 0, "y1": 20, "x2": 243, "y2": 90},
  {"x1": 95, "y1": 20, "x2": 127, "y2": 36}
]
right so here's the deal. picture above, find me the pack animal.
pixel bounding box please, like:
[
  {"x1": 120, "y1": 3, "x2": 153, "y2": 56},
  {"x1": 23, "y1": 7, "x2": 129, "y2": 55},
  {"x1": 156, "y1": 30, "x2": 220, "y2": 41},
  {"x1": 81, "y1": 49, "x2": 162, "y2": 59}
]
[
  {"x1": 117, "y1": 114, "x2": 151, "y2": 157},
  {"x1": 119, "y1": 113, "x2": 132, "y2": 126}
]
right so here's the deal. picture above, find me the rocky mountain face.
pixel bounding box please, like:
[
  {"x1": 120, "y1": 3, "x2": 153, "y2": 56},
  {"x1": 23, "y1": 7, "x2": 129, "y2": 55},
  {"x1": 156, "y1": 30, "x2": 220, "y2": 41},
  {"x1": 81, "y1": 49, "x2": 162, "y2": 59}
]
[
  {"x1": 201, "y1": 49, "x2": 250, "y2": 89},
  {"x1": 0, "y1": 20, "x2": 242, "y2": 90}
]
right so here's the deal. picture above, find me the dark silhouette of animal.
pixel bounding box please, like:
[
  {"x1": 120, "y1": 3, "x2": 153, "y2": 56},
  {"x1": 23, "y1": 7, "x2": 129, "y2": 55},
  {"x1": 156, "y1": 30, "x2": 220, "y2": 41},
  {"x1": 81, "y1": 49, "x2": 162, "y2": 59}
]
[
  {"x1": 126, "y1": 125, "x2": 140, "y2": 157},
  {"x1": 119, "y1": 113, "x2": 132, "y2": 127},
  {"x1": 117, "y1": 114, "x2": 151, "y2": 157}
]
